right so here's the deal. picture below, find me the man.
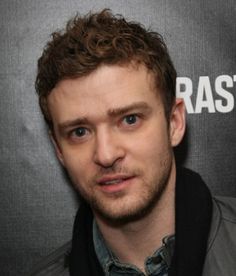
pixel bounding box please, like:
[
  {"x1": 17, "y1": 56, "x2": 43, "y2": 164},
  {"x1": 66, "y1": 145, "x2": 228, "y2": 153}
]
[{"x1": 30, "y1": 9, "x2": 236, "y2": 276}]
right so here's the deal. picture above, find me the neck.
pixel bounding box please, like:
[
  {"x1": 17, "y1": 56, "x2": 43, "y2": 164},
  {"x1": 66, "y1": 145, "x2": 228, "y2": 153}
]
[{"x1": 95, "y1": 162, "x2": 176, "y2": 272}]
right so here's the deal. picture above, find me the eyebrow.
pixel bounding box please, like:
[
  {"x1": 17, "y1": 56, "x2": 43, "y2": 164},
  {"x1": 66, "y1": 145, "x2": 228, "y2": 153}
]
[
  {"x1": 107, "y1": 102, "x2": 151, "y2": 117},
  {"x1": 57, "y1": 101, "x2": 151, "y2": 134}
]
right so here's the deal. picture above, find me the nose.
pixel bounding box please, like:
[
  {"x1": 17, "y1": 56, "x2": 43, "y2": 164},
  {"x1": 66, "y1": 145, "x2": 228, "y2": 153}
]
[{"x1": 93, "y1": 128, "x2": 125, "y2": 168}]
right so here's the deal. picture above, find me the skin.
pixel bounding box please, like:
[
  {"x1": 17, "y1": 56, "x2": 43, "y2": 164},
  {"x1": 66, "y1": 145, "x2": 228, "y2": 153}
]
[{"x1": 48, "y1": 63, "x2": 186, "y2": 272}]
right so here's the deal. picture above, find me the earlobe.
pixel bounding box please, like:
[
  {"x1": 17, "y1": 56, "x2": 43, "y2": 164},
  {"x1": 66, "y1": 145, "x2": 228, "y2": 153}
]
[
  {"x1": 49, "y1": 130, "x2": 65, "y2": 166},
  {"x1": 170, "y1": 98, "x2": 186, "y2": 147}
]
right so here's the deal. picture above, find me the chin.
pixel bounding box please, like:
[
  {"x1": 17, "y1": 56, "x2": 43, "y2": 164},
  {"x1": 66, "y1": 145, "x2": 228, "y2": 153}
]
[{"x1": 92, "y1": 195, "x2": 162, "y2": 226}]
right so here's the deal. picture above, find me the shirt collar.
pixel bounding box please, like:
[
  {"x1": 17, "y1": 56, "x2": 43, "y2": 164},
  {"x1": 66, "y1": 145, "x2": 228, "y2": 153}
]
[{"x1": 93, "y1": 219, "x2": 175, "y2": 275}]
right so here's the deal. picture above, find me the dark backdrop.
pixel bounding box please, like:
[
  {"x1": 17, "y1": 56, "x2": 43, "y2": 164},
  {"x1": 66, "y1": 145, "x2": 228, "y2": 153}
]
[{"x1": 0, "y1": 1, "x2": 235, "y2": 275}]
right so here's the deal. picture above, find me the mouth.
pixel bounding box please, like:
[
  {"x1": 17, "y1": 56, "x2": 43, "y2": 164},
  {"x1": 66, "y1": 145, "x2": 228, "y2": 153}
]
[{"x1": 97, "y1": 175, "x2": 135, "y2": 193}]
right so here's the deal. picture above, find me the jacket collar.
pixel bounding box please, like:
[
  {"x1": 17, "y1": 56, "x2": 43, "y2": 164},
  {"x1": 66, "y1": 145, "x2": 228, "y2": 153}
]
[{"x1": 206, "y1": 197, "x2": 221, "y2": 252}]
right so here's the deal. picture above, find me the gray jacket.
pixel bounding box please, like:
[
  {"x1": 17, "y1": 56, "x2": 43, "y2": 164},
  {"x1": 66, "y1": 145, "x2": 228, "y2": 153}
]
[
  {"x1": 203, "y1": 196, "x2": 236, "y2": 275},
  {"x1": 29, "y1": 196, "x2": 236, "y2": 275}
]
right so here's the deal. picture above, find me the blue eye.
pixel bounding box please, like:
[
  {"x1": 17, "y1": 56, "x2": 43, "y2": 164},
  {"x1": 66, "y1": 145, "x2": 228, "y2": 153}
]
[
  {"x1": 74, "y1": 127, "x2": 87, "y2": 137},
  {"x1": 124, "y1": 114, "x2": 137, "y2": 125}
]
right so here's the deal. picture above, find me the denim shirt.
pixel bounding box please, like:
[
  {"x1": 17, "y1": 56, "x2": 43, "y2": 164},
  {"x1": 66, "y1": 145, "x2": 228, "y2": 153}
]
[{"x1": 93, "y1": 220, "x2": 175, "y2": 276}]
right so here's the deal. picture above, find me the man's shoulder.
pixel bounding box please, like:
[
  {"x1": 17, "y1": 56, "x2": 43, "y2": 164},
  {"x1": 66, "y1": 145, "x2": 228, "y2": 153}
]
[
  {"x1": 28, "y1": 241, "x2": 71, "y2": 276},
  {"x1": 213, "y1": 195, "x2": 236, "y2": 223},
  {"x1": 203, "y1": 196, "x2": 236, "y2": 275}
]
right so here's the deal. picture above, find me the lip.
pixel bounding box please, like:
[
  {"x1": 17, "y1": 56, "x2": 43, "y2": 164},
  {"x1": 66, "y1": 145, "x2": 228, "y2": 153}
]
[{"x1": 97, "y1": 174, "x2": 135, "y2": 193}]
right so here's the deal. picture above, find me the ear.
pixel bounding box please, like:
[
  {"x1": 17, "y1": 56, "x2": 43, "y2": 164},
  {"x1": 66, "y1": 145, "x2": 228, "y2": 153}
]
[
  {"x1": 169, "y1": 98, "x2": 186, "y2": 147},
  {"x1": 49, "y1": 130, "x2": 65, "y2": 166}
]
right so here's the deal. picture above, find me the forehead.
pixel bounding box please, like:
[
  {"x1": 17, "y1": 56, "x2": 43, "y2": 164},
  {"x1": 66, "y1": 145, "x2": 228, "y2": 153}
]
[{"x1": 47, "y1": 64, "x2": 161, "y2": 124}]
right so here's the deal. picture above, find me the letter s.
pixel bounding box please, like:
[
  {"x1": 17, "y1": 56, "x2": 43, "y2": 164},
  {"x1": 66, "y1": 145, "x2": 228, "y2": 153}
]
[{"x1": 215, "y1": 75, "x2": 234, "y2": 113}]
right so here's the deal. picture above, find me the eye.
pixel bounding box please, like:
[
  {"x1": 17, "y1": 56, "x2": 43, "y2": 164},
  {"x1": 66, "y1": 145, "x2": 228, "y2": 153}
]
[
  {"x1": 72, "y1": 127, "x2": 88, "y2": 137},
  {"x1": 123, "y1": 114, "x2": 138, "y2": 125}
]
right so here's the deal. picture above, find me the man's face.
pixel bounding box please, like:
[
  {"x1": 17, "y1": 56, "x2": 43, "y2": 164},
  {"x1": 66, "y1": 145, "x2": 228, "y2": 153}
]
[{"x1": 48, "y1": 64, "x2": 185, "y2": 224}]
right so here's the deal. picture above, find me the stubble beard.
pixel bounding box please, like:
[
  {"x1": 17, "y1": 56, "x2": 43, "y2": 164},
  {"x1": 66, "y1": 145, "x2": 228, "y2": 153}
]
[{"x1": 78, "y1": 152, "x2": 174, "y2": 226}]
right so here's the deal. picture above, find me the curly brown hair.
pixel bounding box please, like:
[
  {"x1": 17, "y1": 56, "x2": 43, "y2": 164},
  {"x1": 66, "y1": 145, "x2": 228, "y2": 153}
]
[{"x1": 35, "y1": 9, "x2": 176, "y2": 128}]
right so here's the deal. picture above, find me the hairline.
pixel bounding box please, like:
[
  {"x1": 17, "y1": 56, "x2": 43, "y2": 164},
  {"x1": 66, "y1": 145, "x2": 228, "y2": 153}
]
[{"x1": 45, "y1": 60, "x2": 173, "y2": 130}]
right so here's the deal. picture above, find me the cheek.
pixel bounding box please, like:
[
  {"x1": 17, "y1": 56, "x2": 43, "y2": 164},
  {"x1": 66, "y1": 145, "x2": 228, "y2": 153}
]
[
  {"x1": 61, "y1": 148, "x2": 92, "y2": 183},
  {"x1": 142, "y1": 142, "x2": 170, "y2": 166},
  {"x1": 130, "y1": 125, "x2": 170, "y2": 158}
]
